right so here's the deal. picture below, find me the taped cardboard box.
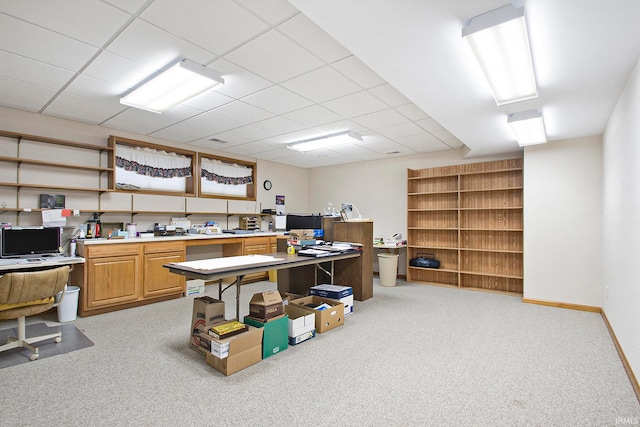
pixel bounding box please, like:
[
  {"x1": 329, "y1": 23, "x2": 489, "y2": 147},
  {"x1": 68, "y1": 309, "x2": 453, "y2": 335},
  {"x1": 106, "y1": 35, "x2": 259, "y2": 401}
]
[
  {"x1": 249, "y1": 290, "x2": 284, "y2": 320},
  {"x1": 205, "y1": 325, "x2": 263, "y2": 376},
  {"x1": 190, "y1": 296, "x2": 225, "y2": 355},
  {"x1": 243, "y1": 314, "x2": 289, "y2": 359},
  {"x1": 285, "y1": 304, "x2": 316, "y2": 345},
  {"x1": 289, "y1": 296, "x2": 344, "y2": 333}
]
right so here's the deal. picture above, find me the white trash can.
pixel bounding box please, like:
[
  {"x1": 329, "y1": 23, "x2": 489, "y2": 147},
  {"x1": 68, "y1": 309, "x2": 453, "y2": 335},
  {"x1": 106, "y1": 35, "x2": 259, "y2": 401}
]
[
  {"x1": 378, "y1": 253, "x2": 399, "y2": 287},
  {"x1": 57, "y1": 286, "x2": 80, "y2": 322}
]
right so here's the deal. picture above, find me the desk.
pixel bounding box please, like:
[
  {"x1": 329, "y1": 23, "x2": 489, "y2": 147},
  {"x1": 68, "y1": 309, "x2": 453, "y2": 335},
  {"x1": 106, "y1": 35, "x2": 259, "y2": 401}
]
[
  {"x1": 0, "y1": 257, "x2": 85, "y2": 272},
  {"x1": 165, "y1": 252, "x2": 360, "y2": 319}
]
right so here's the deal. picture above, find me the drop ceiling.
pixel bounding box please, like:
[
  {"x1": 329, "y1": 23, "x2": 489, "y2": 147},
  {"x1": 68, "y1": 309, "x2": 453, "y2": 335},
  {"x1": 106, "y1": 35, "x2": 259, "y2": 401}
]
[{"x1": 1, "y1": 0, "x2": 639, "y2": 168}]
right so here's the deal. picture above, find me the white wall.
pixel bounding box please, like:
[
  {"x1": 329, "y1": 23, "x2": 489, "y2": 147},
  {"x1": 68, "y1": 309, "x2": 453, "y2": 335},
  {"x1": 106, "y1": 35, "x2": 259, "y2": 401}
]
[
  {"x1": 523, "y1": 136, "x2": 603, "y2": 307},
  {"x1": 602, "y1": 56, "x2": 640, "y2": 380}
]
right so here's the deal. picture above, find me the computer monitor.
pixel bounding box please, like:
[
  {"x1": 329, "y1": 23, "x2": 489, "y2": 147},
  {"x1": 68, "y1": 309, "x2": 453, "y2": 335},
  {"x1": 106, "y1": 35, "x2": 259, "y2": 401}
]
[{"x1": 0, "y1": 227, "x2": 62, "y2": 258}]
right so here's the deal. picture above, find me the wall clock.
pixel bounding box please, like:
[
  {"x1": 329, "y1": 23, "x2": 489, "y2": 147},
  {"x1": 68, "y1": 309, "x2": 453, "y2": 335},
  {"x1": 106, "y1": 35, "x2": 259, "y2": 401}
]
[{"x1": 263, "y1": 180, "x2": 272, "y2": 191}]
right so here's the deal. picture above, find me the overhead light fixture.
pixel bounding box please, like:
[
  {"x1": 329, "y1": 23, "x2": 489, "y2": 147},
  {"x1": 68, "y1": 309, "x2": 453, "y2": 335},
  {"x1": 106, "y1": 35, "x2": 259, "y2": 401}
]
[
  {"x1": 508, "y1": 110, "x2": 546, "y2": 146},
  {"x1": 120, "y1": 59, "x2": 224, "y2": 113},
  {"x1": 287, "y1": 131, "x2": 363, "y2": 152},
  {"x1": 462, "y1": 4, "x2": 537, "y2": 105}
]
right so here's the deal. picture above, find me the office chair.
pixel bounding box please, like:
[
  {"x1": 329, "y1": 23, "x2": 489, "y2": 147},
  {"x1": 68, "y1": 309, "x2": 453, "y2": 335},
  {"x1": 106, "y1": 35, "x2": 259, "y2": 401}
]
[{"x1": 0, "y1": 265, "x2": 71, "y2": 361}]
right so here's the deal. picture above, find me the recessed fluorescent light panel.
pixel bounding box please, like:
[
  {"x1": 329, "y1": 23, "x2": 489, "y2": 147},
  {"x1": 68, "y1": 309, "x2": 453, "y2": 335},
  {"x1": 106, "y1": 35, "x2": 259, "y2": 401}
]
[
  {"x1": 508, "y1": 110, "x2": 546, "y2": 146},
  {"x1": 462, "y1": 4, "x2": 537, "y2": 105},
  {"x1": 120, "y1": 59, "x2": 224, "y2": 113},
  {"x1": 287, "y1": 131, "x2": 363, "y2": 152}
]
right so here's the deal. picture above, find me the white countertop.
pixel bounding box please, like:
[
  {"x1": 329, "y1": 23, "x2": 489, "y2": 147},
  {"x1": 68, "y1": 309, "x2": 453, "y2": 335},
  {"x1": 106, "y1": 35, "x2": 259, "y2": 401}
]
[{"x1": 77, "y1": 231, "x2": 282, "y2": 245}]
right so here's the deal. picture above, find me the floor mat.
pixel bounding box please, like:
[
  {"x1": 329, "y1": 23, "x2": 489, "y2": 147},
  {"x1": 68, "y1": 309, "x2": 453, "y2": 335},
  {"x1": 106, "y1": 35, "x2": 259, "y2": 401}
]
[{"x1": 0, "y1": 323, "x2": 94, "y2": 369}]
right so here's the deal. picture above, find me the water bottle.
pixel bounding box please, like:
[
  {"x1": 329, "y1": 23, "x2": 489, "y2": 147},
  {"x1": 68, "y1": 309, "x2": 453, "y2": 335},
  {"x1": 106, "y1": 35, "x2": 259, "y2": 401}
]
[{"x1": 69, "y1": 239, "x2": 76, "y2": 257}]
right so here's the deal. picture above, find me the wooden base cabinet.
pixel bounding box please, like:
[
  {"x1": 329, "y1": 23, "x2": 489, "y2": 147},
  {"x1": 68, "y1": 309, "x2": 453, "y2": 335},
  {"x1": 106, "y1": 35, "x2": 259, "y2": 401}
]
[
  {"x1": 77, "y1": 241, "x2": 186, "y2": 316},
  {"x1": 407, "y1": 159, "x2": 523, "y2": 295}
]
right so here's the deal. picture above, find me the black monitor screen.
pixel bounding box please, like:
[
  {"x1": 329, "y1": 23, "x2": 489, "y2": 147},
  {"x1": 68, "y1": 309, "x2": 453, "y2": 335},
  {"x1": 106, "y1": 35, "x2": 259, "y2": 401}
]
[{"x1": 1, "y1": 227, "x2": 61, "y2": 258}]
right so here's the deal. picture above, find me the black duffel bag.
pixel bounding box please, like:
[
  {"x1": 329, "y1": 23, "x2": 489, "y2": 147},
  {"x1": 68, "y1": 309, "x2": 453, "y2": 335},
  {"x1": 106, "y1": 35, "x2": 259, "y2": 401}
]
[{"x1": 409, "y1": 252, "x2": 440, "y2": 269}]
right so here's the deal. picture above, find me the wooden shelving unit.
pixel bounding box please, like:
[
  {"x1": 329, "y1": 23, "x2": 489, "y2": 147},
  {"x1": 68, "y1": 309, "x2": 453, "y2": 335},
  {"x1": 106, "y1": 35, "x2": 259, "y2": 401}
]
[{"x1": 407, "y1": 158, "x2": 523, "y2": 295}]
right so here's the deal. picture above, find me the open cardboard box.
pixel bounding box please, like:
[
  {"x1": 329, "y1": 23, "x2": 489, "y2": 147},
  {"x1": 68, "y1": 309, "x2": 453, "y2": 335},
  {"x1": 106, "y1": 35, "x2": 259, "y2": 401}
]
[
  {"x1": 243, "y1": 314, "x2": 288, "y2": 359},
  {"x1": 289, "y1": 296, "x2": 344, "y2": 333},
  {"x1": 285, "y1": 304, "x2": 316, "y2": 345},
  {"x1": 190, "y1": 296, "x2": 225, "y2": 355},
  {"x1": 205, "y1": 325, "x2": 263, "y2": 376}
]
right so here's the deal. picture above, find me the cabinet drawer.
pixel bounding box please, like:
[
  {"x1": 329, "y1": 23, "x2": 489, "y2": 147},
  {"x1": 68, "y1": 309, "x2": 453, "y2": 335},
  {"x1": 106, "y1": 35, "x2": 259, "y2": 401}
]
[
  {"x1": 144, "y1": 241, "x2": 185, "y2": 254},
  {"x1": 86, "y1": 243, "x2": 140, "y2": 258}
]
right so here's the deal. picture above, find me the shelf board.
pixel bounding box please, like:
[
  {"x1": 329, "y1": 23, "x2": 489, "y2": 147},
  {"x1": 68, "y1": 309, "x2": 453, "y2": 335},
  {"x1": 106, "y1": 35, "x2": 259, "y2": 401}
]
[
  {"x1": 459, "y1": 207, "x2": 522, "y2": 211},
  {"x1": 0, "y1": 129, "x2": 113, "y2": 152},
  {"x1": 0, "y1": 182, "x2": 114, "y2": 193},
  {"x1": 459, "y1": 186, "x2": 523, "y2": 193},
  {"x1": 460, "y1": 228, "x2": 523, "y2": 231},
  {"x1": 407, "y1": 227, "x2": 459, "y2": 231},
  {"x1": 407, "y1": 245, "x2": 458, "y2": 251},
  {"x1": 407, "y1": 173, "x2": 459, "y2": 180},
  {"x1": 0, "y1": 156, "x2": 113, "y2": 172},
  {"x1": 408, "y1": 266, "x2": 459, "y2": 274},
  {"x1": 459, "y1": 248, "x2": 523, "y2": 254},
  {"x1": 460, "y1": 270, "x2": 523, "y2": 279},
  {"x1": 408, "y1": 190, "x2": 458, "y2": 195},
  {"x1": 408, "y1": 208, "x2": 459, "y2": 212}
]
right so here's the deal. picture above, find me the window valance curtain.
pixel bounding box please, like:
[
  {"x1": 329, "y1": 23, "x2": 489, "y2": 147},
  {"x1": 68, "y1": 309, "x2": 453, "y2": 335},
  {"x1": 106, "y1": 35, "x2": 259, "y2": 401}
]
[
  {"x1": 116, "y1": 144, "x2": 191, "y2": 192},
  {"x1": 200, "y1": 158, "x2": 253, "y2": 196}
]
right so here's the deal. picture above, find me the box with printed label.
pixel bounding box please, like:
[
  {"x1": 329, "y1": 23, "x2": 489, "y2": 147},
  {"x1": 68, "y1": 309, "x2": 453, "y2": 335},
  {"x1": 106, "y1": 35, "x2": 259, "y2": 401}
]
[
  {"x1": 289, "y1": 296, "x2": 344, "y2": 333},
  {"x1": 285, "y1": 304, "x2": 316, "y2": 345},
  {"x1": 186, "y1": 279, "x2": 205, "y2": 297},
  {"x1": 190, "y1": 296, "x2": 225, "y2": 355},
  {"x1": 309, "y1": 284, "x2": 353, "y2": 299},
  {"x1": 243, "y1": 314, "x2": 288, "y2": 359},
  {"x1": 249, "y1": 290, "x2": 284, "y2": 320},
  {"x1": 205, "y1": 325, "x2": 263, "y2": 376}
]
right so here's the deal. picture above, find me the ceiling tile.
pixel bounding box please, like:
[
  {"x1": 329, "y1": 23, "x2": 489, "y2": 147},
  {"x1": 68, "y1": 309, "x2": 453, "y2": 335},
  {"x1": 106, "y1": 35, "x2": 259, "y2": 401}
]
[
  {"x1": 81, "y1": 51, "x2": 159, "y2": 89},
  {"x1": 183, "y1": 111, "x2": 243, "y2": 135},
  {"x1": 208, "y1": 59, "x2": 272, "y2": 100},
  {"x1": 352, "y1": 109, "x2": 410, "y2": 130},
  {"x1": 103, "y1": 105, "x2": 200, "y2": 135},
  {"x1": 251, "y1": 116, "x2": 306, "y2": 134},
  {"x1": 394, "y1": 132, "x2": 450, "y2": 152},
  {"x1": 431, "y1": 129, "x2": 464, "y2": 149},
  {"x1": 141, "y1": 0, "x2": 268, "y2": 55},
  {"x1": 415, "y1": 117, "x2": 445, "y2": 132},
  {"x1": 211, "y1": 125, "x2": 276, "y2": 143},
  {"x1": 0, "y1": 0, "x2": 131, "y2": 47},
  {"x1": 322, "y1": 91, "x2": 388, "y2": 118},
  {"x1": 210, "y1": 101, "x2": 274, "y2": 124},
  {"x1": 376, "y1": 122, "x2": 425, "y2": 139},
  {"x1": 235, "y1": 0, "x2": 299, "y2": 25},
  {"x1": 368, "y1": 83, "x2": 411, "y2": 107},
  {"x1": 332, "y1": 56, "x2": 386, "y2": 89},
  {"x1": 176, "y1": 88, "x2": 235, "y2": 113},
  {"x1": 102, "y1": 0, "x2": 148, "y2": 14},
  {"x1": 281, "y1": 67, "x2": 361, "y2": 103},
  {"x1": 0, "y1": 51, "x2": 74, "y2": 90},
  {"x1": 283, "y1": 105, "x2": 342, "y2": 127},
  {"x1": 277, "y1": 14, "x2": 351, "y2": 63},
  {"x1": 242, "y1": 85, "x2": 313, "y2": 115},
  {"x1": 45, "y1": 93, "x2": 127, "y2": 124},
  {"x1": 0, "y1": 77, "x2": 57, "y2": 112},
  {"x1": 64, "y1": 74, "x2": 129, "y2": 106},
  {"x1": 395, "y1": 103, "x2": 430, "y2": 121},
  {"x1": 224, "y1": 29, "x2": 323, "y2": 83},
  {"x1": 106, "y1": 19, "x2": 215, "y2": 71},
  {"x1": 0, "y1": 14, "x2": 98, "y2": 70}
]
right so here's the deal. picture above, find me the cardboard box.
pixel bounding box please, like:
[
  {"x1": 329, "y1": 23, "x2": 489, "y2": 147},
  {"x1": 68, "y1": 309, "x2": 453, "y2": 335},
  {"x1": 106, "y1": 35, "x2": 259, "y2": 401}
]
[
  {"x1": 190, "y1": 296, "x2": 225, "y2": 355},
  {"x1": 309, "y1": 284, "x2": 353, "y2": 299},
  {"x1": 243, "y1": 314, "x2": 289, "y2": 359},
  {"x1": 186, "y1": 279, "x2": 205, "y2": 297},
  {"x1": 289, "y1": 296, "x2": 344, "y2": 333},
  {"x1": 279, "y1": 292, "x2": 304, "y2": 305},
  {"x1": 337, "y1": 294, "x2": 354, "y2": 316},
  {"x1": 196, "y1": 332, "x2": 231, "y2": 358},
  {"x1": 249, "y1": 290, "x2": 284, "y2": 320},
  {"x1": 205, "y1": 325, "x2": 263, "y2": 376},
  {"x1": 285, "y1": 304, "x2": 316, "y2": 345}
]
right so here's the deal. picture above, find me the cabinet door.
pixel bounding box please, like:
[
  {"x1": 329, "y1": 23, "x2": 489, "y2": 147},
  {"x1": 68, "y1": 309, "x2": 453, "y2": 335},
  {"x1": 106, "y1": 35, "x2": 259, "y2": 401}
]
[
  {"x1": 243, "y1": 237, "x2": 270, "y2": 282},
  {"x1": 86, "y1": 255, "x2": 141, "y2": 309},
  {"x1": 143, "y1": 251, "x2": 185, "y2": 298}
]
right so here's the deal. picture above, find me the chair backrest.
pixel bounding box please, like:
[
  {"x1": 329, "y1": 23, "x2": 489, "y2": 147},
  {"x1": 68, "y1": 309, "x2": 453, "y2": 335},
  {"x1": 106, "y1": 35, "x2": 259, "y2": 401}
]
[{"x1": 0, "y1": 265, "x2": 70, "y2": 306}]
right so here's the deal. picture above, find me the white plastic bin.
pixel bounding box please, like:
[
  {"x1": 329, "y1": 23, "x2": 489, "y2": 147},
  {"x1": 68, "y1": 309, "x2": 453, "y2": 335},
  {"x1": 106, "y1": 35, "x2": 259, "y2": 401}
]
[
  {"x1": 57, "y1": 286, "x2": 80, "y2": 322},
  {"x1": 378, "y1": 253, "x2": 399, "y2": 287}
]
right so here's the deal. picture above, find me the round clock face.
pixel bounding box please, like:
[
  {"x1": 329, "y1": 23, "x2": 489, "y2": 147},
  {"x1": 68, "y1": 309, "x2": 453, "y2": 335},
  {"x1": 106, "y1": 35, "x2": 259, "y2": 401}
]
[{"x1": 263, "y1": 180, "x2": 272, "y2": 190}]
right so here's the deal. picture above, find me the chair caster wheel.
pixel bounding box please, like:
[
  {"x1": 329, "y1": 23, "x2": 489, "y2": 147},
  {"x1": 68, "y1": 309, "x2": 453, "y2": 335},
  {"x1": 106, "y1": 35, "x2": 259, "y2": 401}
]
[
  {"x1": 29, "y1": 353, "x2": 38, "y2": 361},
  {"x1": 55, "y1": 337, "x2": 62, "y2": 343}
]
